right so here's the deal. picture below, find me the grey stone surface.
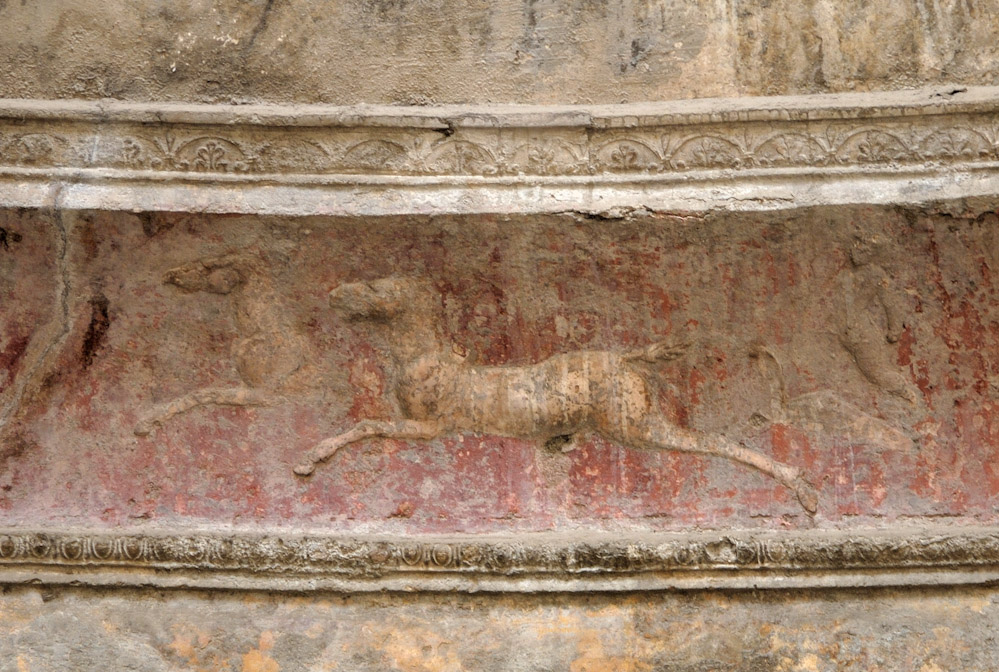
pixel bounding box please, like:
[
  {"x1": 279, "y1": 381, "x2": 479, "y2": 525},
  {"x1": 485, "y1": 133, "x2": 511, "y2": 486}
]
[{"x1": 1, "y1": 0, "x2": 997, "y2": 105}]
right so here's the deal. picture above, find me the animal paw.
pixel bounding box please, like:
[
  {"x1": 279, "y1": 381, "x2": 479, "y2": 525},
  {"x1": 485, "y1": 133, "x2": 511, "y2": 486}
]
[{"x1": 293, "y1": 461, "x2": 316, "y2": 477}]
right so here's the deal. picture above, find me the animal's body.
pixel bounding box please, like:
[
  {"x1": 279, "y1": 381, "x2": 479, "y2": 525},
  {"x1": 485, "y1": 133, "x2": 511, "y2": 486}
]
[
  {"x1": 396, "y1": 350, "x2": 649, "y2": 439},
  {"x1": 295, "y1": 277, "x2": 818, "y2": 513}
]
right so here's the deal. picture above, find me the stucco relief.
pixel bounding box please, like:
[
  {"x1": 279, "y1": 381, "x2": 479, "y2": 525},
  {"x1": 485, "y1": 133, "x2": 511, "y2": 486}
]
[
  {"x1": 2, "y1": 91, "x2": 999, "y2": 186},
  {"x1": 125, "y1": 257, "x2": 818, "y2": 512},
  {"x1": 293, "y1": 277, "x2": 818, "y2": 512}
]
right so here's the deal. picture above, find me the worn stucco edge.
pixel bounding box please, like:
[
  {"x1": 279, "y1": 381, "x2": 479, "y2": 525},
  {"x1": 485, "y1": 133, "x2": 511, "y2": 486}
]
[
  {"x1": 0, "y1": 85, "x2": 988, "y2": 127},
  {"x1": 1, "y1": 526, "x2": 998, "y2": 593}
]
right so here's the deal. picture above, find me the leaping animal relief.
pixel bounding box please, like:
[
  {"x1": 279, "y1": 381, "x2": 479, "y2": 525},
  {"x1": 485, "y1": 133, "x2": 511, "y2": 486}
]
[
  {"x1": 292, "y1": 277, "x2": 819, "y2": 513},
  {"x1": 134, "y1": 259, "x2": 817, "y2": 513}
]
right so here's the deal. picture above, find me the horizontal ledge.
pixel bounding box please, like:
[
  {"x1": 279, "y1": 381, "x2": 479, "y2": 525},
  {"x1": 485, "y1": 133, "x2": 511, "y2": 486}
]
[
  {"x1": 1, "y1": 526, "x2": 998, "y2": 593},
  {"x1": 5, "y1": 162, "x2": 998, "y2": 187},
  {"x1": 0, "y1": 86, "x2": 993, "y2": 128},
  {"x1": 4, "y1": 169, "x2": 999, "y2": 217}
]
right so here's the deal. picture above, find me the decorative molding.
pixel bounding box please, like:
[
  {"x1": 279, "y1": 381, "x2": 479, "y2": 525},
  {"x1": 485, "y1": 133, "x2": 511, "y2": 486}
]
[
  {"x1": 2, "y1": 86, "x2": 999, "y2": 215},
  {"x1": 2, "y1": 527, "x2": 999, "y2": 593},
  {"x1": 3, "y1": 88, "x2": 999, "y2": 178}
]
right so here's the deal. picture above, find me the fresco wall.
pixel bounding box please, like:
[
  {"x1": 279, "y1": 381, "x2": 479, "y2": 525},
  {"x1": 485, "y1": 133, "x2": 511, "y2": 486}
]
[
  {"x1": 1, "y1": 205, "x2": 996, "y2": 534},
  {"x1": 3, "y1": 0, "x2": 999, "y2": 668}
]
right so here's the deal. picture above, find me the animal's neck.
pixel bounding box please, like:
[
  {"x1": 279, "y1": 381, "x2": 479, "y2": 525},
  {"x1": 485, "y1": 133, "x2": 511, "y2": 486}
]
[
  {"x1": 230, "y1": 275, "x2": 286, "y2": 335},
  {"x1": 380, "y1": 316, "x2": 448, "y2": 367}
]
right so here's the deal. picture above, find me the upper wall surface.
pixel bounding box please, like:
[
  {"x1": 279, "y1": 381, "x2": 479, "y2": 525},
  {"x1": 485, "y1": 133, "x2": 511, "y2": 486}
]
[{"x1": 3, "y1": 0, "x2": 997, "y2": 105}]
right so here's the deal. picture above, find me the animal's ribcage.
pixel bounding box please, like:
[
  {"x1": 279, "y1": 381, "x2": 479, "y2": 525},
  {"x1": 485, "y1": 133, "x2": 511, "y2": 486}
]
[{"x1": 423, "y1": 352, "x2": 654, "y2": 439}]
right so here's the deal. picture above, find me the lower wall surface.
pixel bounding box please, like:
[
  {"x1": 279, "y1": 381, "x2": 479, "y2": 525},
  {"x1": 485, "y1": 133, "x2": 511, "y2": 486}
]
[{"x1": 2, "y1": 585, "x2": 998, "y2": 671}]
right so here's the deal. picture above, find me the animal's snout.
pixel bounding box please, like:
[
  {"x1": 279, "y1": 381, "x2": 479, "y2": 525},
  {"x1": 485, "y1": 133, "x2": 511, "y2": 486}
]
[
  {"x1": 329, "y1": 280, "x2": 401, "y2": 319},
  {"x1": 163, "y1": 263, "x2": 240, "y2": 294},
  {"x1": 162, "y1": 265, "x2": 199, "y2": 288},
  {"x1": 327, "y1": 284, "x2": 357, "y2": 312},
  {"x1": 328, "y1": 277, "x2": 437, "y2": 322}
]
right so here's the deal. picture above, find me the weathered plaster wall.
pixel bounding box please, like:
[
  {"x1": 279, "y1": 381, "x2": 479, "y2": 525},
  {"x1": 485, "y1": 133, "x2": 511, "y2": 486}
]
[
  {"x1": 3, "y1": 585, "x2": 999, "y2": 670},
  {"x1": 4, "y1": 2, "x2": 999, "y2": 665},
  {"x1": 1, "y1": 0, "x2": 997, "y2": 104},
  {"x1": 1, "y1": 203, "x2": 996, "y2": 533}
]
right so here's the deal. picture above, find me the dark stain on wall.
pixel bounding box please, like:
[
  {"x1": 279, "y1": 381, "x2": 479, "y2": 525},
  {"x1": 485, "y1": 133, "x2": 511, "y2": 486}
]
[{"x1": 80, "y1": 292, "x2": 110, "y2": 370}]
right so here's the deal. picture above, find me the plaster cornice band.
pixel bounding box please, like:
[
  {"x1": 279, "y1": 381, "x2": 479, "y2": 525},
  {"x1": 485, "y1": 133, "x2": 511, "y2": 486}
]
[{"x1": 0, "y1": 86, "x2": 997, "y2": 215}]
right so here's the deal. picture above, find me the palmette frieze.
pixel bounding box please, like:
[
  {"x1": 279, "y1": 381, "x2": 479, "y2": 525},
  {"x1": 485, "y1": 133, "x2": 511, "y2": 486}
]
[{"x1": 3, "y1": 90, "x2": 999, "y2": 183}]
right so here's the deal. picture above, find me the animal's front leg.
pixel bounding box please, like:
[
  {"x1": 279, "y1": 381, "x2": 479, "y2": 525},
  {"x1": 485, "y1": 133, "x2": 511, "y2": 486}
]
[
  {"x1": 293, "y1": 419, "x2": 441, "y2": 476},
  {"x1": 134, "y1": 387, "x2": 272, "y2": 436}
]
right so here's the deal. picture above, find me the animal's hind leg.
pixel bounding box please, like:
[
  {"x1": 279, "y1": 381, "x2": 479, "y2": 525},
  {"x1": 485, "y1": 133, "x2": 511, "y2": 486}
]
[
  {"x1": 134, "y1": 387, "x2": 273, "y2": 436},
  {"x1": 294, "y1": 419, "x2": 441, "y2": 476},
  {"x1": 611, "y1": 416, "x2": 818, "y2": 513}
]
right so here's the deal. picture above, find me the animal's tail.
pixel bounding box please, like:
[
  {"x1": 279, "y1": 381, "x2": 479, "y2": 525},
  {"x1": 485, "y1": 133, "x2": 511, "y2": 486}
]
[{"x1": 623, "y1": 339, "x2": 689, "y2": 364}]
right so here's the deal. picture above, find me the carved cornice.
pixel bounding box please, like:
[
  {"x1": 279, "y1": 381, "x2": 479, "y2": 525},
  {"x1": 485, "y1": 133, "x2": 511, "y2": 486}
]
[
  {"x1": 2, "y1": 527, "x2": 999, "y2": 592},
  {"x1": 3, "y1": 86, "x2": 999, "y2": 215}
]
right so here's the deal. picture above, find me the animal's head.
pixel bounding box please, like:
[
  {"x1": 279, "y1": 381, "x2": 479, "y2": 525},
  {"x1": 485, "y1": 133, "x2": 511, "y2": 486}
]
[
  {"x1": 329, "y1": 277, "x2": 437, "y2": 321},
  {"x1": 163, "y1": 251, "x2": 263, "y2": 294}
]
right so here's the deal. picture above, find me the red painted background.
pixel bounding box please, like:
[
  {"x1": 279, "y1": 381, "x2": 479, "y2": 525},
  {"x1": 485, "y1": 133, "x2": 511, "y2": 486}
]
[{"x1": 0, "y1": 206, "x2": 997, "y2": 533}]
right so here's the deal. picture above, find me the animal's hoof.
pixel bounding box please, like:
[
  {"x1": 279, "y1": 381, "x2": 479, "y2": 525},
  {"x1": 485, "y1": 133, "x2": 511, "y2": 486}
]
[
  {"x1": 293, "y1": 462, "x2": 315, "y2": 477},
  {"x1": 794, "y1": 477, "x2": 819, "y2": 514}
]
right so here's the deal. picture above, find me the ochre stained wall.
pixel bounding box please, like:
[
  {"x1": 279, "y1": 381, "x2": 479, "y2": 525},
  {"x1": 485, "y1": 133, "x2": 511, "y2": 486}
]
[{"x1": 3, "y1": 585, "x2": 999, "y2": 670}]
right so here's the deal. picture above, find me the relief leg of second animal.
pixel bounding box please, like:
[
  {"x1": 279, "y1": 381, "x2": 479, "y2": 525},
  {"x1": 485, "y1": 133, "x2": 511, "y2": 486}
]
[{"x1": 134, "y1": 387, "x2": 274, "y2": 436}]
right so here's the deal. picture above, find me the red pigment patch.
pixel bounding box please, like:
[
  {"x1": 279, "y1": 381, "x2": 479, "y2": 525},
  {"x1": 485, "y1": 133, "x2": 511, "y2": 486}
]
[{"x1": 0, "y1": 331, "x2": 31, "y2": 393}]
